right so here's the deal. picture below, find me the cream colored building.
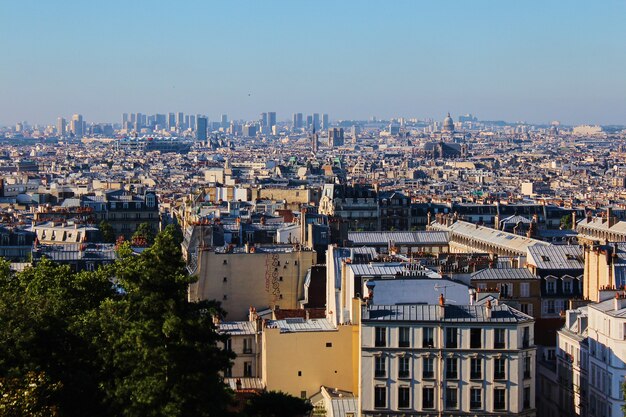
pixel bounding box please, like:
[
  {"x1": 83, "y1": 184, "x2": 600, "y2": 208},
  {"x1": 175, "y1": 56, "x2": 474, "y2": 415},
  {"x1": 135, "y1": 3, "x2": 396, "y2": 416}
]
[
  {"x1": 583, "y1": 242, "x2": 626, "y2": 302},
  {"x1": 219, "y1": 317, "x2": 261, "y2": 379},
  {"x1": 188, "y1": 245, "x2": 316, "y2": 320},
  {"x1": 359, "y1": 299, "x2": 536, "y2": 416},
  {"x1": 262, "y1": 316, "x2": 359, "y2": 399}
]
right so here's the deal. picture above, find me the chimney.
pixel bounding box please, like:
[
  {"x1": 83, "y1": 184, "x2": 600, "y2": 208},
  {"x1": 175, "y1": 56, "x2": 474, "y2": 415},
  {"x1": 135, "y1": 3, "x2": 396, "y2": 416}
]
[
  {"x1": 614, "y1": 292, "x2": 626, "y2": 311},
  {"x1": 485, "y1": 299, "x2": 492, "y2": 320},
  {"x1": 571, "y1": 211, "x2": 577, "y2": 231},
  {"x1": 438, "y1": 293, "x2": 445, "y2": 320},
  {"x1": 608, "y1": 207, "x2": 616, "y2": 228}
]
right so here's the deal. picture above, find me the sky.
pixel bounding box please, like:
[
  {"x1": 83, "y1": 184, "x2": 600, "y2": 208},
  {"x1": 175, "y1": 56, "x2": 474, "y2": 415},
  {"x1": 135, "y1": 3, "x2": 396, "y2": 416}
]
[{"x1": 1, "y1": 0, "x2": 625, "y2": 126}]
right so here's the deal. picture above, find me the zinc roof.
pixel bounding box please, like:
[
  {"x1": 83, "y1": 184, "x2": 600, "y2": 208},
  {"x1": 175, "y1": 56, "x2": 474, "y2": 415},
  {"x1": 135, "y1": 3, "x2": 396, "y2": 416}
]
[
  {"x1": 362, "y1": 303, "x2": 533, "y2": 323},
  {"x1": 348, "y1": 231, "x2": 449, "y2": 246}
]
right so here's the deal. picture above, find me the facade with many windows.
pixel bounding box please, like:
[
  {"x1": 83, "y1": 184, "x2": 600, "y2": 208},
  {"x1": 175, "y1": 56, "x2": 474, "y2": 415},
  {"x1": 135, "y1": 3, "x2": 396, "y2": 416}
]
[{"x1": 359, "y1": 299, "x2": 536, "y2": 416}]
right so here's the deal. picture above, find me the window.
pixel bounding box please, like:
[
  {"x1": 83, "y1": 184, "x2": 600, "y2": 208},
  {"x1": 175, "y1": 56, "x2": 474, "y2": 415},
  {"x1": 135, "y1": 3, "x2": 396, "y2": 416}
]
[
  {"x1": 563, "y1": 279, "x2": 572, "y2": 294},
  {"x1": 423, "y1": 357, "x2": 434, "y2": 378},
  {"x1": 325, "y1": 342, "x2": 332, "y2": 347},
  {"x1": 422, "y1": 327, "x2": 434, "y2": 347},
  {"x1": 375, "y1": 327, "x2": 387, "y2": 347},
  {"x1": 470, "y1": 388, "x2": 482, "y2": 409},
  {"x1": 445, "y1": 327, "x2": 458, "y2": 348},
  {"x1": 422, "y1": 387, "x2": 434, "y2": 409},
  {"x1": 375, "y1": 356, "x2": 386, "y2": 378},
  {"x1": 494, "y1": 329, "x2": 506, "y2": 349},
  {"x1": 546, "y1": 279, "x2": 556, "y2": 294},
  {"x1": 494, "y1": 388, "x2": 506, "y2": 410},
  {"x1": 445, "y1": 387, "x2": 458, "y2": 409},
  {"x1": 244, "y1": 361, "x2": 252, "y2": 377},
  {"x1": 524, "y1": 386, "x2": 531, "y2": 409},
  {"x1": 243, "y1": 338, "x2": 253, "y2": 354},
  {"x1": 225, "y1": 366, "x2": 232, "y2": 377},
  {"x1": 398, "y1": 386, "x2": 410, "y2": 409},
  {"x1": 499, "y1": 282, "x2": 512, "y2": 297},
  {"x1": 399, "y1": 327, "x2": 410, "y2": 347},
  {"x1": 520, "y1": 282, "x2": 530, "y2": 297},
  {"x1": 445, "y1": 357, "x2": 458, "y2": 379},
  {"x1": 494, "y1": 358, "x2": 506, "y2": 380},
  {"x1": 471, "y1": 357, "x2": 482, "y2": 379},
  {"x1": 374, "y1": 386, "x2": 386, "y2": 408},
  {"x1": 545, "y1": 300, "x2": 556, "y2": 315},
  {"x1": 524, "y1": 356, "x2": 531, "y2": 379},
  {"x1": 523, "y1": 327, "x2": 530, "y2": 348},
  {"x1": 470, "y1": 328, "x2": 482, "y2": 348},
  {"x1": 520, "y1": 303, "x2": 533, "y2": 316},
  {"x1": 398, "y1": 356, "x2": 410, "y2": 378},
  {"x1": 225, "y1": 339, "x2": 232, "y2": 351}
]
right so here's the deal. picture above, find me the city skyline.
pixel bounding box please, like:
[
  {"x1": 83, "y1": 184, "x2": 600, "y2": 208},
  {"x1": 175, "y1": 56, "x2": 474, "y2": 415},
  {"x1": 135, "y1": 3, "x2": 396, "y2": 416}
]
[{"x1": 2, "y1": 0, "x2": 626, "y2": 126}]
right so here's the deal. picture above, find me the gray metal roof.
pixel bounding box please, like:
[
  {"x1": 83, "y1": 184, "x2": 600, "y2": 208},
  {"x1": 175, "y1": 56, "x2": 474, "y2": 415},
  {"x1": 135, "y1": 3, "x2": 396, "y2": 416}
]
[
  {"x1": 348, "y1": 231, "x2": 449, "y2": 246},
  {"x1": 218, "y1": 321, "x2": 257, "y2": 335},
  {"x1": 431, "y1": 220, "x2": 549, "y2": 255},
  {"x1": 526, "y1": 245, "x2": 583, "y2": 270},
  {"x1": 331, "y1": 397, "x2": 358, "y2": 417},
  {"x1": 362, "y1": 303, "x2": 533, "y2": 323},
  {"x1": 348, "y1": 262, "x2": 442, "y2": 279},
  {"x1": 266, "y1": 318, "x2": 337, "y2": 333},
  {"x1": 471, "y1": 268, "x2": 539, "y2": 281}
]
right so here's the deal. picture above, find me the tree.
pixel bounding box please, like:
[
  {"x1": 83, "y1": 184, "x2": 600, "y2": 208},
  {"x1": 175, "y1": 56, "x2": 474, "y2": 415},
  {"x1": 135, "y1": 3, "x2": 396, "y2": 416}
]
[
  {"x1": 99, "y1": 220, "x2": 116, "y2": 243},
  {"x1": 243, "y1": 391, "x2": 313, "y2": 417},
  {"x1": 92, "y1": 227, "x2": 235, "y2": 417},
  {"x1": 133, "y1": 222, "x2": 157, "y2": 245},
  {"x1": 0, "y1": 228, "x2": 235, "y2": 417},
  {"x1": 560, "y1": 214, "x2": 572, "y2": 230},
  {"x1": 0, "y1": 371, "x2": 62, "y2": 417}
]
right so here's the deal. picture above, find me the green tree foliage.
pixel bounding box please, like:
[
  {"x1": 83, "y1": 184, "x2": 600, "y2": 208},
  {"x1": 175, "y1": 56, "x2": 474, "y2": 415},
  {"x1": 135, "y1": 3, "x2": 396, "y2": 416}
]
[
  {"x1": 243, "y1": 391, "x2": 313, "y2": 417},
  {"x1": 560, "y1": 214, "x2": 572, "y2": 230},
  {"x1": 99, "y1": 220, "x2": 116, "y2": 243},
  {"x1": 133, "y1": 222, "x2": 157, "y2": 245},
  {"x1": 0, "y1": 371, "x2": 62, "y2": 417},
  {"x1": 0, "y1": 228, "x2": 235, "y2": 417}
]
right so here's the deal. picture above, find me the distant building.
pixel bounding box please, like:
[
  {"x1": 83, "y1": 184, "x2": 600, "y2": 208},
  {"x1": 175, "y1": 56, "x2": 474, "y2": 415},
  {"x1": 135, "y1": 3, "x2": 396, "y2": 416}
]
[
  {"x1": 322, "y1": 113, "x2": 329, "y2": 130},
  {"x1": 70, "y1": 114, "x2": 84, "y2": 137},
  {"x1": 243, "y1": 124, "x2": 257, "y2": 137},
  {"x1": 442, "y1": 112, "x2": 455, "y2": 132},
  {"x1": 196, "y1": 116, "x2": 208, "y2": 141},
  {"x1": 56, "y1": 117, "x2": 66, "y2": 136},
  {"x1": 267, "y1": 112, "x2": 276, "y2": 129},
  {"x1": 328, "y1": 127, "x2": 344, "y2": 147}
]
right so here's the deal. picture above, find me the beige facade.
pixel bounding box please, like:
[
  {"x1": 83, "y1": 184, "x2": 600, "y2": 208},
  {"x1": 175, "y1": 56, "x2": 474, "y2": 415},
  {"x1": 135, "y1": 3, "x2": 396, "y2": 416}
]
[
  {"x1": 257, "y1": 187, "x2": 318, "y2": 206},
  {"x1": 188, "y1": 246, "x2": 316, "y2": 320},
  {"x1": 261, "y1": 319, "x2": 359, "y2": 399},
  {"x1": 583, "y1": 244, "x2": 621, "y2": 302}
]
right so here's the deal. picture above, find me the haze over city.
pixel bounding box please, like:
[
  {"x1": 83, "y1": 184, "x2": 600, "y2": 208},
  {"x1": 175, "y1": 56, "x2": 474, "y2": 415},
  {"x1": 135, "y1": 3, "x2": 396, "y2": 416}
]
[
  {"x1": 2, "y1": 0, "x2": 626, "y2": 125},
  {"x1": 5, "y1": 2, "x2": 626, "y2": 417}
]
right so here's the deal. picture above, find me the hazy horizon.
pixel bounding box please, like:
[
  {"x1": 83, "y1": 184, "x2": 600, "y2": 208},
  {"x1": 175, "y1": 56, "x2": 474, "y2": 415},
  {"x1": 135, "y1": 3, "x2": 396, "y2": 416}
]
[{"x1": 2, "y1": 0, "x2": 625, "y2": 126}]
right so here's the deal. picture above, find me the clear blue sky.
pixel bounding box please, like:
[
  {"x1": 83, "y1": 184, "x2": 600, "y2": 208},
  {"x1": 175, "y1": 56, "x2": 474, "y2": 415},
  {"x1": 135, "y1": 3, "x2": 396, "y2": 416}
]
[{"x1": 1, "y1": 0, "x2": 625, "y2": 125}]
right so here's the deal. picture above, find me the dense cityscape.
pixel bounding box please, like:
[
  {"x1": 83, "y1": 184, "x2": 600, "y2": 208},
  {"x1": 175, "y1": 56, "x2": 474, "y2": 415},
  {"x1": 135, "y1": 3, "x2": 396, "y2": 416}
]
[
  {"x1": 3, "y1": 1, "x2": 626, "y2": 417},
  {"x1": 1, "y1": 109, "x2": 626, "y2": 416}
]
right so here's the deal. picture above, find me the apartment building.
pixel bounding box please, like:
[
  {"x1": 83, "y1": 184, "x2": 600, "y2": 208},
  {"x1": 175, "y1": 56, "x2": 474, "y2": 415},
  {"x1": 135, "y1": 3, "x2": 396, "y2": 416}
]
[{"x1": 359, "y1": 297, "x2": 536, "y2": 416}]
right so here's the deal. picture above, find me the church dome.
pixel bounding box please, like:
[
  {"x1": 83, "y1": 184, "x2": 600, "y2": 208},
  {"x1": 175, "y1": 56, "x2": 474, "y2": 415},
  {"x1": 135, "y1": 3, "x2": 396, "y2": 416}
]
[{"x1": 443, "y1": 112, "x2": 455, "y2": 132}]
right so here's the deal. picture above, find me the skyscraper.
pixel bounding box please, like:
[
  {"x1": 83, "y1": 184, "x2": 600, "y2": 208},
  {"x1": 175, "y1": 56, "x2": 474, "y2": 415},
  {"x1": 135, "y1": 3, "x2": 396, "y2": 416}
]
[
  {"x1": 177, "y1": 112, "x2": 185, "y2": 130},
  {"x1": 168, "y1": 113, "x2": 176, "y2": 131},
  {"x1": 70, "y1": 114, "x2": 84, "y2": 137},
  {"x1": 260, "y1": 113, "x2": 268, "y2": 128},
  {"x1": 313, "y1": 113, "x2": 320, "y2": 131},
  {"x1": 322, "y1": 113, "x2": 329, "y2": 130},
  {"x1": 221, "y1": 114, "x2": 228, "y2": 127},
  {"x1": 292, "y1": 113, "x2": 303, "y2": 130},
  {"x1": 122, "y1": 113, "x2": 128, "y2": 126},
  {"x1": 188, "y1": 115, "x2": 195, "y2": 132},
  {"x1": 56, "y1": 117, "x2": 66, "y2": 136},
  {"x1": 306, "y1": 115, "x2": 313, "y2": 130},
  {"x1": 196, "y1": 116, "x2": 208, "y2": 141},
  {"x1": 268, "y1": 112, "x2": 277, "y2": 129}
]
